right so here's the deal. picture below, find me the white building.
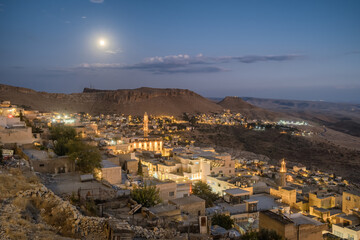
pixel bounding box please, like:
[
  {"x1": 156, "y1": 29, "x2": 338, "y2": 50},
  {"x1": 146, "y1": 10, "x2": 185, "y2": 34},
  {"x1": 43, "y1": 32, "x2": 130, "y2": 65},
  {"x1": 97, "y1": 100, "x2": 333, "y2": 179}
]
[{"x1": 333, "y1": 224, "x2": 360, "y2": 240}]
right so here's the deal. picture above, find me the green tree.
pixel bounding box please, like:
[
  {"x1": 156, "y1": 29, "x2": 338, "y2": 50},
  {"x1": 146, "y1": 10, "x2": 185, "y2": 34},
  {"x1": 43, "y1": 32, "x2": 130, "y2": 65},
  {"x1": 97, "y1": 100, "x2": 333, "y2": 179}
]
[
  {"x1": 137, "y1": 160, "x2": 143, "y2": 176},
  {"x1": 50, "y1": 125, "x2": 77, "y2": 141},
  {"x1": 67, "y1": 140, "x2": 101, "y2": 173},
  {"x1": 240, "y1": 229, "x2": 282, "y2": 240},
  {"x1": 50, "y1": 125, "x2": 77, "y2": 156},
  {"x1": 192, "y1": 181, "x2": 219, "y2": 207},
  {"x1": 211, "y1": 213, "x2": 234, "y2": 230},
  {"x1": 53, "y1": 138, "x2": 69, "y2": 156},
  {"x1": 130, "y1": 184, "x2": 161, "y2": 207}
]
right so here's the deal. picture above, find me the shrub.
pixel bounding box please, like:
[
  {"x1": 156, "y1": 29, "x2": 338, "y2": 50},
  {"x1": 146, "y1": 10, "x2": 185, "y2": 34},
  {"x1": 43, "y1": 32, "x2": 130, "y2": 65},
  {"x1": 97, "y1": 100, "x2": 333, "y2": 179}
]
[
  {"x1": 130, "y1": 184, "x2": 161, "y2": 207},
  {"x1": 211, "y1": 213, "x2": 234, "y2": 230}
]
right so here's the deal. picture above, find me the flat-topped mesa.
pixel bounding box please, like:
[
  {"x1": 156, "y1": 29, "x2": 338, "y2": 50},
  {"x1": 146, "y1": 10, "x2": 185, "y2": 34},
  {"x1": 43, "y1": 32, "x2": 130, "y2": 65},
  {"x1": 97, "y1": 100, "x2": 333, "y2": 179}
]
[
  {"x1": 82, "y1": 87, "x2": 199, "y2": 103},
  {"x1": 0, "y1": 84, "x2": 221, "y2": 115}
]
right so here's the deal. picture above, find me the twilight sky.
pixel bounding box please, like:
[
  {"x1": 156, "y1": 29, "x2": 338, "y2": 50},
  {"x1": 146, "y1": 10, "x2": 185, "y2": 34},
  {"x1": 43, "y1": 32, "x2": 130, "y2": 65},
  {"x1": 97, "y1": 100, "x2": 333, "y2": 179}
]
[{"x1": 0, "y1": 0, "x2": 359, "y2": 102}]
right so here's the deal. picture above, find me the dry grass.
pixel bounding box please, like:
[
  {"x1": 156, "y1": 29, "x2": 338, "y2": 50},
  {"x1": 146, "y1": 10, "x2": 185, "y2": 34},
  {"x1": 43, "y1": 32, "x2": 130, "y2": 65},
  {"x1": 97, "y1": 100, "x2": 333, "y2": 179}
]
[
  {"x1": 0, "y1": 169, "x2": 35, "y2": 198},
  {"x1": 31, "y1": 196, "x2": 75, "y2": 236},
  {"x1": 0, "y1": 169, "x2": 76, "y2": 239}
]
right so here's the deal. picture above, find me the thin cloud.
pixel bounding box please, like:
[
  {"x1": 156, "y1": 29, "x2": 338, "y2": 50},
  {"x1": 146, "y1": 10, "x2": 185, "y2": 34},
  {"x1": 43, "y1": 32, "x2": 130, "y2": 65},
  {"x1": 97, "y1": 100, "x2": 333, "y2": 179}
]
[
  {"x1": 90, "y1": 0, "x2": 104, "y2": 3},
  {"x1": 81, "y1": 16, "x2": 87, "y2": 19},
  {"x1": 77, "y1": 63, "x2": 124, "y2": 69},
  {"x1": 76, "y1": 53, "x2": 301, "y2": 74},
  {"x1": 151, "y1": 66, "x2": 228, "y2": 74},
  {"x1": 105, "y1": 48, "x2": 123, "y2": 55}
]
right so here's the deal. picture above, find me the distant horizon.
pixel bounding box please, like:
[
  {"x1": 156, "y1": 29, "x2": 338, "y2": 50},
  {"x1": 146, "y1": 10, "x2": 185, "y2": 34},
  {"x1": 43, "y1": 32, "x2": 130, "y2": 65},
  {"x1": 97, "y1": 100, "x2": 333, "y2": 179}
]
[{"x1": 1, "y1": 82, "x2": 359, "y2": 104}]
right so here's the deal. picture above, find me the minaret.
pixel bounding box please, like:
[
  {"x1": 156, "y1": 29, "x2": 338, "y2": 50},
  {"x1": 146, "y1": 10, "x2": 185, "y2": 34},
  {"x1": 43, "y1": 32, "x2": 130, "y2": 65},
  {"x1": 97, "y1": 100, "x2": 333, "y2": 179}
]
[
  {"x1": 143, "y1": 112, "x2": 149, "y2": 137},
  {"x1": 279, "y1": 158, "x2": 287, "y2": 187}
]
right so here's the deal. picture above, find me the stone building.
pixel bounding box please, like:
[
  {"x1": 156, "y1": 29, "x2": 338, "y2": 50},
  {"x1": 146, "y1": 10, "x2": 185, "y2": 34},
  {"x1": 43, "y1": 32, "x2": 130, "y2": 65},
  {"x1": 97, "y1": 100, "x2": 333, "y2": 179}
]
[
  {"x1": 259, "y1": 210, "x2": 326, "y2": 240},
  {"x1": 128, "y1": 138, "x2": 163, "y2": 153},
  {"x1": 0, "y1": 116, "x2": 36, "y2": 145},
  {"x1": 343, "y1": 191, "x2": 360, "y2": 215},
  {"x1": 28, "y1": 153, "x2": 75, "y2": 174},
  {"x1": 101, "y1": 160, "x2": 122, "y2": 185},
  {"x1": 309, "y1": 191, "x2": 342, "y2": 209},
  {"x1": 105, "y1": 219, "x2": 135, "y2": 240},
  {"x1": 332, "y1": 224, "x2": 360, "y2": 240},
  {"x1": 145, "y1": 180, "x2": 191, "y2": 203},
  {"x1": 169, "y1": 195, "x2": 206, "y2": 216}
]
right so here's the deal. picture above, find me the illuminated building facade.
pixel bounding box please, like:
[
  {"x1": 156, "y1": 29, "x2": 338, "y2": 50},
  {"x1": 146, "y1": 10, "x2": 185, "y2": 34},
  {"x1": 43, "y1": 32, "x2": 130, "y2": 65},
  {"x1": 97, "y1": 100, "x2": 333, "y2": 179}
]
[
  {"x1": 128, "y1": 138, "x2": 163, "y2": 153},
  {"x1": 279, "y1": 158, "x2": 287, "y2": 187},
  {"x1": 143, "y1": 112, "x2": 149, "y2": 137}
]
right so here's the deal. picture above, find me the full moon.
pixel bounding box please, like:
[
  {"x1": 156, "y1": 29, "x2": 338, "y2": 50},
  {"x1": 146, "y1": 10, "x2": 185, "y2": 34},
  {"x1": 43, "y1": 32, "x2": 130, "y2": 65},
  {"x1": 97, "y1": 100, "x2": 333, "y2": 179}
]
[{"x1": 98, "y1": 39, "x2": 106, "y2": 47}]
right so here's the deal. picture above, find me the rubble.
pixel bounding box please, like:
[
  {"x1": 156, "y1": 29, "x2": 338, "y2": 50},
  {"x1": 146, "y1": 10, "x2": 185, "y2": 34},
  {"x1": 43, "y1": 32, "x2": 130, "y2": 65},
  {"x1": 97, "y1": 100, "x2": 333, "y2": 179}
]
[{"x1": 130, "y1": 225, "x2": 179, "y2": 239}]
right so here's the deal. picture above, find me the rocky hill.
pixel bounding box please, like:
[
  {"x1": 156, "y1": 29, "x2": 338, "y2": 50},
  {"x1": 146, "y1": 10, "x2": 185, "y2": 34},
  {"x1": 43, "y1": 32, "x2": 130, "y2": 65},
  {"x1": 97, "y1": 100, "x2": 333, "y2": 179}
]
[
  {"x1": 0, "y1": 84, "x2": 222, "y2": 116},
  {"x1": 217, "y1": 96, "x2": 285, "y2": 121}
]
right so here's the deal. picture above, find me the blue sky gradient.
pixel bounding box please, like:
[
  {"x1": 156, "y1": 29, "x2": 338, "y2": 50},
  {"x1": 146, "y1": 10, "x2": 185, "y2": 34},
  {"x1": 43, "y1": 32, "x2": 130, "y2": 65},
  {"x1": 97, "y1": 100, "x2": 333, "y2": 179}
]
[{"x1": 0, "y1": 0, "x2": 359, "y2": 102}]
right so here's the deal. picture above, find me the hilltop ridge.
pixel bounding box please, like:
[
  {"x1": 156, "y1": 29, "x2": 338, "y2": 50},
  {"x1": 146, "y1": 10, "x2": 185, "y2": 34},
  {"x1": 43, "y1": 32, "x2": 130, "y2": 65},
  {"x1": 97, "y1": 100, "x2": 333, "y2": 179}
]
[{"x1": 0, "y1": 84, "x2": 222, "y2": 116}]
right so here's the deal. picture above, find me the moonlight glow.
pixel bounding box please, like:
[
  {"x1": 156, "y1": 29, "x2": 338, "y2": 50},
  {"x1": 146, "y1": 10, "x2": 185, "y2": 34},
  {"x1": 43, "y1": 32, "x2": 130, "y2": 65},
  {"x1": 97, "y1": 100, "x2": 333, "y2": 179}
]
[{"x1": 98, "y1": 39, "x2": 106, "y2": 47}]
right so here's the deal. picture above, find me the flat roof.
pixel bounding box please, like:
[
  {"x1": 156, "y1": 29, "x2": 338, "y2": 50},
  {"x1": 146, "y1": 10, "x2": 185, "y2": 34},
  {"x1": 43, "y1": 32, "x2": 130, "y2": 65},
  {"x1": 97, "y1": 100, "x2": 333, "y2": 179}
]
[
  {"x1": 218, "y1": 202, "x2": 247, "y2": 215},
  {"x1": 336, "y1": 213, "x2": 360, "y2": 222},
  {"x1": 23, "y1": 149, "x2": 57, "y2": 160},
  {"x1": 169, "y1": 195, "x2": 205, "y2": 205},
  {"x1": 289, "y1": 213, "x2": 323, "y2": 226},
  {"x1": 281, "y1": 186, "x2": 295, "y2": 191},
  {"x1": 224, "y1": 188, "x2": 250, "y2": 196},
  {"x1": 101, "y1": 160, "x2": 120, "y2": 168},
  {"x1": 346, "y1": 224, "x2": 360, "y2": 231},
  {"x1": 249, "y1": 194, "x2": 283, "y2": 211},
  {"x1": 261, "y1": 210, "x2": 293, "y2": 225}
]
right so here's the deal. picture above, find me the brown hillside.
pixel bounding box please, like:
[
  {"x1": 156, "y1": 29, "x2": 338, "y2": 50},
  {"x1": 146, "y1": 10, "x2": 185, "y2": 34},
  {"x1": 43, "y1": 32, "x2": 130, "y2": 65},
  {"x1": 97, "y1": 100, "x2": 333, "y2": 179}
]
[
  {"x1": 243, "y1": 97, "x2": 360, "y2": 137},
  {"x1": 0, "y1": 84, "x2": 222, "y2": 116},
  {"x1": 217, "y1": 96, "x2": 285, "y2": 121}
]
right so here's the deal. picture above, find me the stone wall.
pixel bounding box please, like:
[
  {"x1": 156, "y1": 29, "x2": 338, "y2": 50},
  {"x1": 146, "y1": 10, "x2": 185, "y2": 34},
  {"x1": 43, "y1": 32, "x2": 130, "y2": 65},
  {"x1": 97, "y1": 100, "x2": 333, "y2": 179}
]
[
  {"x1": 15, "y1": 184, "x2": 110, "y2": 239},
  {"x1": 15, "y1": 184, "x2": 187, "y2": 239}
]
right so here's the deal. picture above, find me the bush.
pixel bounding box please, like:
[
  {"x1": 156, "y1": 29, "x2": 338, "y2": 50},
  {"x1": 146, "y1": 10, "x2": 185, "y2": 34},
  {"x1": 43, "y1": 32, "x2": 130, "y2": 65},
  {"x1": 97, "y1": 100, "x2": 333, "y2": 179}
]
[
  {"x1": 240, "y1": 229, "x2": 282, "y2": 240},
  {"x1": 130, "y1": 184, "x2": 161, "y2": 207},
  {"x1": 67, "y1": 141, "x2": 101, "y2": 174},
  {"x1": 50, "y1": 125, "x2": 77, "y2": 156},
  {"x1": 211, "y1": 213, "x2": 234, "y2": 230}
]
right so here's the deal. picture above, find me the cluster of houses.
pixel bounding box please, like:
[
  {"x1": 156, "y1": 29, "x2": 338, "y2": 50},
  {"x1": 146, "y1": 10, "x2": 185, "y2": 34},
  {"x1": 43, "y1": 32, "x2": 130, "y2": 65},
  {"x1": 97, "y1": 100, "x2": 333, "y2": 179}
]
[{"x1": 1, "y1": 100, "x2": 360, "y2": 239}]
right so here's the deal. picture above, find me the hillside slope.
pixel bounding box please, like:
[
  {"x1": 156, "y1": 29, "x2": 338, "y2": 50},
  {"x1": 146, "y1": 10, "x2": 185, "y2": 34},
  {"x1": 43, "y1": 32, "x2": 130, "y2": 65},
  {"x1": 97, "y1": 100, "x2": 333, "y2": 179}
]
[
  {"x1": 217, "y1": 96, "x2": 285, "y2": 121},
  {"x1": 243, "y1": 97, "x2": 360, "y2": 137},
  {"x1": 0, "y1": 84, "x2": 222, "y2": 116}
]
